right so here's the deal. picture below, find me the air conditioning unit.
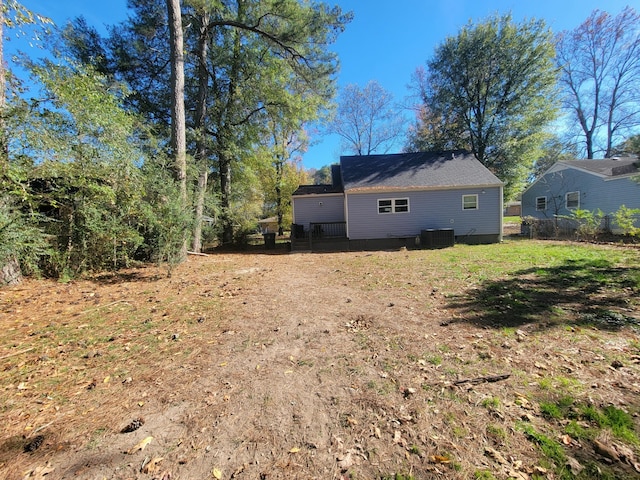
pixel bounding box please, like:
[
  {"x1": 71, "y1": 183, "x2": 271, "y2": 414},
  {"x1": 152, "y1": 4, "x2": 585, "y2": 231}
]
[{"x1": 421, "y1": 228, "x2": 455, "y2": 249}]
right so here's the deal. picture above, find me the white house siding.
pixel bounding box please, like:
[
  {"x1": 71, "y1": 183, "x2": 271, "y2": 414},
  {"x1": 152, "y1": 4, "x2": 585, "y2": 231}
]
[
  {"x1": 292, "y1": 194, "x2": 345, "y2": 228},
  {"x1": 522, "y1": 168, "x2": 640, "y2": 221},
  {"x1": 345, "y1": 187, "x2": 502, "y2": 240}
]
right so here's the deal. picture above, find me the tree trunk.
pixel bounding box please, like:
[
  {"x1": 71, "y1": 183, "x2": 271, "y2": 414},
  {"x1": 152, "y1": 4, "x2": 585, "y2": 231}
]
[
  {"x1": 0, "y1": 1, "x2": 20, "y2": 286},
  {"x1": 219, "y1": 150, "x2": 233, "y2": 244},
  {"x1": 191, "y1": 11, "x2": 210, "y2": 253},
  {"x1": 166, "y1": 0, "x2": 188, "y2": 258},
  {"x1": 1, "y1": 257, "x2": 22, "y2": 286}
]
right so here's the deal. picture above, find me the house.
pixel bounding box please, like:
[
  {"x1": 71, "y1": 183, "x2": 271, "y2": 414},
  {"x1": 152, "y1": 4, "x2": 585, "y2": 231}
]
[
  {"x1": 291, "y1": 150, "x2": 504, "y2": 251},
  {"x1": 257, "y1": 216, "x2": 279, "y2": 234},
  {"x1": 521, "y1": 157, "x2": 640, "y2": 233}
]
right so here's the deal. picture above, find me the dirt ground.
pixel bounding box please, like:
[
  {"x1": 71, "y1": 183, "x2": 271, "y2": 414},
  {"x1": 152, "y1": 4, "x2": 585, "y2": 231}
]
[{"x1": 2, "y1": 237, "x2": 640, "y2": 479}]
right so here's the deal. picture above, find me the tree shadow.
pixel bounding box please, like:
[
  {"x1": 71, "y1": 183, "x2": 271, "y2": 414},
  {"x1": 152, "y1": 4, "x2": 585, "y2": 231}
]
[{"x1": 448, "y1": 257, "x2": 640, "y2": 330}]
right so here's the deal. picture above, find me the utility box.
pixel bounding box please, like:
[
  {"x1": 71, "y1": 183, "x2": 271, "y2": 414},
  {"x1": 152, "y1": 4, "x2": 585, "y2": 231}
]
[{"x1": 421, "y1": 228, "x2": 455, "y2": 249}]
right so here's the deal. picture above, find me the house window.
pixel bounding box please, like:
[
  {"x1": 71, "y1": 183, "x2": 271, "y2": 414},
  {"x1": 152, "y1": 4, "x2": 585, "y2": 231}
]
[
  {"x1": 462, "y1": 194, "x2": 478, "y2": 210},
  {"x1": 378, "y1": 198, "x2": 409, "y2": 214},
  {"x1": 536, "y1": 196, "x2": 547, "y2": 211},
  {"x1": 566, "y1": 191, "x2": 580, "y2": 209}
]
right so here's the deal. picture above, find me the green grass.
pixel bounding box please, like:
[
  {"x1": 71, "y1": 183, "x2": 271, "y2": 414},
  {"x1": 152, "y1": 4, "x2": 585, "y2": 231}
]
[{"x1": 519, "y1": 423, "x2": 567, "y2": 468}]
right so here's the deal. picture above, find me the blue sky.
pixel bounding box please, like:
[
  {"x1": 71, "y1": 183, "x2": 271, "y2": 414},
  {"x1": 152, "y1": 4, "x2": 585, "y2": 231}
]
[{"x1": 13, "y1": 0, "x2": 635, "y2": 169}]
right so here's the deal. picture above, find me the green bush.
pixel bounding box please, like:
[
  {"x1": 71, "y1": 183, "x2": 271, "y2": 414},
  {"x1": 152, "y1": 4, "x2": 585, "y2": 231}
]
[{"x1": 613, "y1": 205, "x2": 640, "y2": 237}]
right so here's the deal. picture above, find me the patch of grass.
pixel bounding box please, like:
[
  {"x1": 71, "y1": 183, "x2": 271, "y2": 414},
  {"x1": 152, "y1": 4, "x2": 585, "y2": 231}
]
[
  {"x1": 474, "y1": 471, "x2": 498, "y2": 480},
  {"x1": 580, "y1": 405, "x2": 639, "y2": 445},
  {"x1": 380, "y1": 474, "x2": 415, "y2": 480},
  {"x1": 486, "y1": 424, "x2": 506, "y2": 443},
  {"x1": 481, "y1": 397, "x2": 500, "y2": 409},
  {"x1": 519, "y1": 423, "x2": 566, "y2": 468},
  {"x1": 540, "y1": 396, "x2": 575, "y2": 420},
  {"x1": 425, "y1": 355, "x2": 442, "y2": 366}
]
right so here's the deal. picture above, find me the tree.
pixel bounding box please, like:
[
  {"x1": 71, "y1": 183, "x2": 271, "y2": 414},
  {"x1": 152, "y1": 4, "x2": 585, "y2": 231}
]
[
  {"x1": 613, "y1": 134, "x2": 640, "y2": 157},
  {"x1": 530, "y1": 135, "x2": 578, "y2": 181},
  {"x1": 203, "y1": 0, "x2": 350, "y2": 243},
  {"x1": 257, "y1": 120, "x2": 309, "y2": 235},
  {"x1": 556, "y1": 7, "x2": 640, "y2": 159},
  {"x1": 166, "y1": 0, "x2": 188, "y2": 259},
  {"x1": 312, "y1": 165, "x2": 332, "y2": 184},
  {"x1": 0, "y1": 0, "x2": 52, "y2": 285},
  {"x1": 406, "y1": 67, "x2": 469, "y2": 153},
  {"x1": 327, "y1": 80, "x2": 405, "y2": 155},
  {"x1": 61, "y1": 0, "x2": 350, "y2": 246},
  {"x1": 415, "y1": 14, "x2": 558, "y2": 198}
]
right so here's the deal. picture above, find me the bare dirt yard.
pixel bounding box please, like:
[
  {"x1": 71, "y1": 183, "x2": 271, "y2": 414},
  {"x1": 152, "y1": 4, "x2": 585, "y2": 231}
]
[{"x1": 2, "y1": 238, "x2": 640, "y2": 479}]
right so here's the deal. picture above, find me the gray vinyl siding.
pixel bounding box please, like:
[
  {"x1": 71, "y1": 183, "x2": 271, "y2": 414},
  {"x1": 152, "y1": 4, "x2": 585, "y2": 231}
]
[
  {"x1": 345, "y1": 187, "x2": 502, "y2": 240},
  {"x1": 293, "y1": 194, "x2": 345, "y2": 228},
  {"x1": 522, "y1": 169, "x2": 640, "y2": 220}
]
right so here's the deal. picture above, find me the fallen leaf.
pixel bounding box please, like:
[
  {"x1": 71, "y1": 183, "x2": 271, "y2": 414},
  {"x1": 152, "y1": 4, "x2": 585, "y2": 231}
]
[
  {"x1": 212, "y1": 467, "x2": 223, "y2": 479},
  {"x1": 560, "y1": 434, "x2": 573, "y2": 445},
  {"x1": 485, "y1": 447, "x2": 508, "y2": 465},
  {"x1": 337, "y1": 451, "x2": 354, "y2": 470},
  {"x1": 289, "y1": 447, "x2": 300, "y2": 453},
  {"x1": 103, "y1": 375, "x2": 111, "y2": 383},
  {"x1": 127, "y1": 436, "x2": 153, "y2": 454},
  {"x1": 142, "y1": 456, "x2": 164, "y2": 474},
  {"x1": 429, "y1": 454, "x2": 451, "y2": 464}
]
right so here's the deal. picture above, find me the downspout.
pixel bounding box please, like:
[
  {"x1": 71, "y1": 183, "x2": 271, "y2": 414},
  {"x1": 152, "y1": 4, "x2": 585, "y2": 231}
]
[
  {"x1": 499, "y1": 185, "x2": 504, "y2": 242},
  {"x1": 344, "y1": 190, "x2": 349, "y2": 239}
]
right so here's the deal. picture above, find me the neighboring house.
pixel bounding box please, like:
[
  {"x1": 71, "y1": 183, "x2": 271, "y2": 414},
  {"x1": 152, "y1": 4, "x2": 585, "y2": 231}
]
[
  {"x1": 257, "y1": 216, "x2": 278, "y2": 234},
  {"x1": 521, "y1": 157, "x2": 640, "y2": 233},
  {"x1": 292, "y1": 151, "x2": 504, "y2": 251},
  {"x1": 504, "y1": 201, "x2": 521, "y2": 217}
]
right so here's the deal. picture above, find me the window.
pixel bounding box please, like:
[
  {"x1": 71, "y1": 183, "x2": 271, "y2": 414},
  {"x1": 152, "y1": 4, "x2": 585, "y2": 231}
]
[
  {"x1": 462, "y1": 194, "x2": 478, "y2": 210},
  {"x1": 395, "y1": 198, "x2": 409, "y2": 213},
  {"x1": 536, "y1": 196, "x2": 547, "y2": 211},
  {"x1": 566, "y1": 191, "x2": 580, "y2": 209},
  {"x1": 378, "y1": 198, "x2": 409, "y2": 214}
]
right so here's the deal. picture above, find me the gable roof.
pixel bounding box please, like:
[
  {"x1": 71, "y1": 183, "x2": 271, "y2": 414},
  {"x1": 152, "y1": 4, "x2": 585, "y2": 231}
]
[
  {"x1": 553, "y1": 157, "x2": 640, "y2": 178},
  {"x1": 340, "y1": 150, "x2": 503, "y2": 193}
]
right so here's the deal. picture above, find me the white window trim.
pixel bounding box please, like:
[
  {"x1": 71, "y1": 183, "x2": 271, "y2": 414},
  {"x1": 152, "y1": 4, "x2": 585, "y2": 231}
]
[
  {"x1": 536, "y1": 196, "x2": 547, "y2": 211},
  {"x1": 377, "y1": 198, "x2": 410, "y2": 214},
  {"x1": 566, "y1": 191, "x2": 580, "y2": 209},
  {"x1": 462, "y1": 194, "x2": 478, "y2": 210}
]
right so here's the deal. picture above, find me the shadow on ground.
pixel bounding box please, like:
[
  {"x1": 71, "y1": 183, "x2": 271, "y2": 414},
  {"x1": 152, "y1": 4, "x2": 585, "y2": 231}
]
[{"x1": 449, "y1": 257, "x2": 640, "y2": 330}]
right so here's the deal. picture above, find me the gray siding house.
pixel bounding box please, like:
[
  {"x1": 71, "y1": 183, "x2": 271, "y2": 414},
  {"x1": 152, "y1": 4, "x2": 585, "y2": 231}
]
[
  {"x1": 521, "y1": 157, "x2": 640, "y2": 233},
  {"x1": 292, "y1": 151, "x2": 504, "y2": 251}
]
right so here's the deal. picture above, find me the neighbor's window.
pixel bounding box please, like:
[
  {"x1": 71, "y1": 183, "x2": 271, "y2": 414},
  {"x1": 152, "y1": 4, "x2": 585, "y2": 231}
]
[
  {"x1": 462, "y1": 194, "x2": 478, "y2": 210},
  {"x1": 536, "y1": 196, "x2": 547, "y2": 211},
  {"x1": 378, "y1": 198, "x2": 409, "y2": 214},
  {"x1": 566, "y1": 191, "x2": 580, "y2": 209}
]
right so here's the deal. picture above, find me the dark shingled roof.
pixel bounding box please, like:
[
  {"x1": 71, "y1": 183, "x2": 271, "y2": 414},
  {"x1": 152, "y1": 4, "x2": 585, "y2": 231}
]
[
  {"x1": 340, "y1": 150, "x2": 503, "y2": 192},
  {"x1": 559, "y1": 158, "x2": 640, "y2": 177},
  {"x1": 292, "y1": 184, "x2": 343, "y2": 196}
]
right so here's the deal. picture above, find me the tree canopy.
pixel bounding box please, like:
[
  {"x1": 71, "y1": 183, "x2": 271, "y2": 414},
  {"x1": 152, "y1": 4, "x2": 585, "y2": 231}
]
[
  {"x1": 556, "y1": 7, "x2": 640, "y2": 159},
  {"x1": 409, "y1": 14, "x2": 558, "y2": 199},
  {"x1": 327, "y1": 80, "x2": 405, "y2": 155}
]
